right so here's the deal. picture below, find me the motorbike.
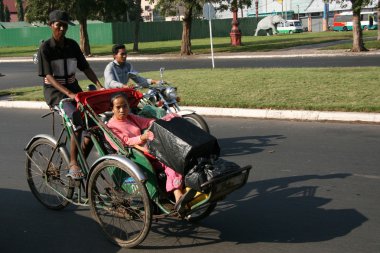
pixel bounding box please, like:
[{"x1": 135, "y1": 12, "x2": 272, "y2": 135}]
[{"x1": 130, "y1": 68, "x2": 210, "y2": 133}]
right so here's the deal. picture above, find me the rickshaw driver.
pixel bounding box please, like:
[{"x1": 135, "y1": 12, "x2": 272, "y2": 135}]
[{"x1": 38, "y1": 10, "x2": 103, "y2": 179}]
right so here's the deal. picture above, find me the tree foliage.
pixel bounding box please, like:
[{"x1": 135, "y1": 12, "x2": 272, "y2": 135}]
[{"x1": 25, "y1": 0, "x2": 142, "y2": 55}]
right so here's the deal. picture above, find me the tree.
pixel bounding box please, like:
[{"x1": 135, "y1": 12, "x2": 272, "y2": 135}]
[
  {"x1": 0, "y1": 0, "x2": 4, "y2": 22},
  {"x1": 26, "y1": 0, "x2": 128, "y2": 56},
  {"x1": 123, "y1": 0, "x2": 143, "y2": 52},
  {"x1": 157, "y1": 0, "x2": 213, "y2": 55},
  {"x1": 377, "y1": 0, "x2": 380, "y2": 40},
  {"x1": 16, "y1": 0, "x2": 24, "y2": 21},
  {"x1": 4, "y1": 5, "x2": 10, "y2": 21},
  {"x1": 331, "y1": 0, "x2": 373, "y2": 52}
]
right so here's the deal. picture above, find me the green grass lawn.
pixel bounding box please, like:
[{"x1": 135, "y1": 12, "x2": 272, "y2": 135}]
[
  {"x1": 2, "y1": 67, "x2": 380, "y2": 112},
  {"x1": 1, "y1": 31, "x2": 379, "y2": 112},
  {"x1": 0, "y1": 30, "x2": 379, "y2": 57}
]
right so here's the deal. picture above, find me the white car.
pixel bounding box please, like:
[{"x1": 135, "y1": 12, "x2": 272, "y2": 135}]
[{"x1": 277, "y1": 20, "x2": 304, "y2": 34}]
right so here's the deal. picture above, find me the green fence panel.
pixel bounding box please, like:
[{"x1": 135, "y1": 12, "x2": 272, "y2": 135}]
[
  {"x1": 0, "y1": 26, "x2": 49, "y2": 47},
  {"x1": 0, "y1": 17, "x2": 259, "y2": 47}
]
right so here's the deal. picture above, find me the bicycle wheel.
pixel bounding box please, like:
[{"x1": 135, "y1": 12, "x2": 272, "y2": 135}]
[
  {"x1": 25, "y1": 137, "x2": 73, "y2": 210},
  {"x1": 88, "y1": 159, "x2": 152, "y2": 248},
  {"x1": 186, "y1": 203, "x2": 217, "y2": 223}
]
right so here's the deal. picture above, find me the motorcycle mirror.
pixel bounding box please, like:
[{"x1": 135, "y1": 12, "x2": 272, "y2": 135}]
[
  {"x1": 87, "y1": 84, "x2": 97, "y2": 91},
  {"x1": 159, "y1": 67, "x2": 165, "y2": 80}
]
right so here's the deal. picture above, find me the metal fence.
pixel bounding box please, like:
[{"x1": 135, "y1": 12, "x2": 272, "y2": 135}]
[{"x1": 0, "y1": 18, "x2": 259, "y2": 47}]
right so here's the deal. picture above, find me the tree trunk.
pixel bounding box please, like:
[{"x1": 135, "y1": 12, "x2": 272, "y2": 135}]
[
  {"x1": 133, "y1": 0, "x2": 141, "y2": 52},
  {"x1": 351, "y1": 5, "x2": 367, "y2": 52},
  {"x1": 181, "y1": 7, "x2": 193, "y2": 56},
  {"x1": 378, "y1": 0, "x2": 380, "y2": 41},
  {"x1": 79, "y1": 19, "x2": 91, "y2": 56}
]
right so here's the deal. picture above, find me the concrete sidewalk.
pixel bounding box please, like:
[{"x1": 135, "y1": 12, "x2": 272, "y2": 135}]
[
  {"x1": 1, "y1": 45, "x2": 380, "y2": 63},
  {"x1": 0, "y1": 100, "x2": 379, "y2": 123}
]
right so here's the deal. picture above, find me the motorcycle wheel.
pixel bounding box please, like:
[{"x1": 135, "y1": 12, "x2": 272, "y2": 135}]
[{"x1": 182, "y1": 113, "x2": 210, "y2": 133}]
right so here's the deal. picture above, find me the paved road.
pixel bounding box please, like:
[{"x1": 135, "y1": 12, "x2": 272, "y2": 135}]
[
  {"x1": 1, "y1": 53, "x2": 380, "y2": 89},
  {"x1": 1, "y1": 108, "x2": 379, "y2": 253}
]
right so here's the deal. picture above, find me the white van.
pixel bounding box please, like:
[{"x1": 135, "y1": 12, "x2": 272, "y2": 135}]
[{"x1": 277, "y1": 20, "x2": 303, "y2": 34}]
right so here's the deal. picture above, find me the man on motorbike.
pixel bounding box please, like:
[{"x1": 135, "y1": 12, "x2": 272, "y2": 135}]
[
  {"x1": 38, "y1": 10, "x2": 103, "y2": 179},
  {"x1": 104, "y1": 44, "x2": 159, "y2": 89}
]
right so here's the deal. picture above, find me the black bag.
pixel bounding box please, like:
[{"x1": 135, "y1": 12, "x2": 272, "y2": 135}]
[
  {"x1": 147, "y1": 117, "x2": 220, "y2": 175},
  {"x1": 185, "y1": 158, "x2": 241, "y2": 192}
]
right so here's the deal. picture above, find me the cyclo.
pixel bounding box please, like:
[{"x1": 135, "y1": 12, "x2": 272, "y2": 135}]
[{"x1": 25, "y1": 88, "x2": 252, "y2": 247}]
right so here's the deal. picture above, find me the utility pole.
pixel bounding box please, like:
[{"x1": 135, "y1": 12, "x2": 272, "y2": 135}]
[{"x1": 323, "y1": 1, "x2": 329, "y2": 31}]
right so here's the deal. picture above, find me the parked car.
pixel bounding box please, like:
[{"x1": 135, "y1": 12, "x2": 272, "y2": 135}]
[{"x1": 277, "y1": 20, "x2": 304, "y2": 34}]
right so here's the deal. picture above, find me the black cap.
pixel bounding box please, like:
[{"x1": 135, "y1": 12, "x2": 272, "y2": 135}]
[{"x1": 49, "y1": 10, "x2": 75, "y2": 26}]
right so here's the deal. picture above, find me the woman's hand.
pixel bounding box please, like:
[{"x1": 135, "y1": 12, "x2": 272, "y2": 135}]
[{"x1": 140, "y1": 130, "x2": 154, "y2": 142}]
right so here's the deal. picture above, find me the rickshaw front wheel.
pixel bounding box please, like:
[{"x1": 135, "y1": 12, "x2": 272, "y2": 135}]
[
  {"x1": 186, "y1": 203, "x2": 217, "y2": 223},
  {"x1": 25, "y1": 137, "x2": 73, "y2": 210},
  {"x1": 88, "y1": 159, "x2": 152, "y2": 248}
]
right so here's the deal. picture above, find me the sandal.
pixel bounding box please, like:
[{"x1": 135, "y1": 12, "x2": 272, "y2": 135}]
[
  {"x1": 66, "y1": 164, "x2": 85, "y2": 180},
  {"x1": 174, "y1": 188, "x2": 197, "y2": 214}
]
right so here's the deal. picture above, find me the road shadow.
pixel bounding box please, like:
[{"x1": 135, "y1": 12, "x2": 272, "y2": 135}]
[
  {"x1": 0, "y1": 172, "x2": 367, "y2": 251},
  {"x1": 0, "y1": 188, "x2": 120, "y2": 253},
  {"x1": 205, "y1": 173, "x2": 367, "y2": 244},
  {"x1": 218, "y1": 135, "x2": 286, "y2": 157},
  {"x1": 130, "y1": 173, "x2": 367, "y2": 248}
]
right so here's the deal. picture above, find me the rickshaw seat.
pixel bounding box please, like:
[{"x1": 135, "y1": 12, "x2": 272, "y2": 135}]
[{"x1": 75, "y1": 88, "x2": 143, "y2": 115}]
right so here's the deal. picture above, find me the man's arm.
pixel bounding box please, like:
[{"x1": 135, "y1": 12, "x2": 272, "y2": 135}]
[
  {"x1": 83, "y1": 68, "x2": 103, "y2": 89},
  {"x1": 45, "y1": 74, "x2": 76, "y2": 99}
]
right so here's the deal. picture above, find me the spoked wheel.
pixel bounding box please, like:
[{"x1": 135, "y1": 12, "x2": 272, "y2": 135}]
[
  {"x1": 88, "y1": 159, "x2": 152, "y2": 248},
  {"x1": 186, "y1": 203, "x2": 217, "y2": 223},
  {"x1": 182, "y1": 113, "x2": 210, "y2": 133},
  {"x1": 25, "y1": 137, "x2": 73, "y2": 210}
]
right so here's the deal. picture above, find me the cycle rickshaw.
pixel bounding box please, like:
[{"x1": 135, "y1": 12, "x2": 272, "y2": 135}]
[{"x1": 25, "y1": 88, "x2": 252, "y2": 247}]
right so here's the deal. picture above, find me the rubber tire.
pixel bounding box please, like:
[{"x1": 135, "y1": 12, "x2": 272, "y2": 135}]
[
  {"x1": 186, "y1": 203, "x2": 217, "y2": 223},
  {"x1": 26, "y1": 137, "x2": 73, "y2": 210},
  {"x1": 182, "y1": 113, "x2": 210, "y2": 133},
  {"x1": 88, "y1": 159, "x2": 152, "y2": 248}
]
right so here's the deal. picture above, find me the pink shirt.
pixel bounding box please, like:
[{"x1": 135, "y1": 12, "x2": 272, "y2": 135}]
[{"x1": 106, "y1": 114, "x2": 154, "y2": 150}]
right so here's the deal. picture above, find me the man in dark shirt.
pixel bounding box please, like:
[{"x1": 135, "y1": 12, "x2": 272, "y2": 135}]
[{"x1": 38, "y1": 10, "x2": 103, "y2": 179}]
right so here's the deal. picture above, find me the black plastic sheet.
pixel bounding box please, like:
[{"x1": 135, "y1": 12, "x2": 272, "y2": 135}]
[
  {"x1": 147, "y1": 117, "x2": 220, "y2": 175},
  {"x1": 185, "y1": 158, "x2": 241, "y2": 192}
]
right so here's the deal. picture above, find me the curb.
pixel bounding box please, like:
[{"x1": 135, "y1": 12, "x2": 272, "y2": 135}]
[
  {"x1": 1, "y1": 100, "x2": 379, "y2": 123},
  {"x1": 1, "y1": 50, "x2": 380, "y2": 63}
]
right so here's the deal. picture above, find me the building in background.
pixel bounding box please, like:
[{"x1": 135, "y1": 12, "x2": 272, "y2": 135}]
[
  {"x1": 214, "y1": 0, "x2": 377, "y2": 32},
  {"x1": 141, "y1": 0, "x2": 156, "y2": 22},
  {"x1": 3, "y1": 0, "x2": 24, "y2": 22}
]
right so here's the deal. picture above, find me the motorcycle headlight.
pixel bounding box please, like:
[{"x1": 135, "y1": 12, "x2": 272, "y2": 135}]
[
  {"x1": 163, "y1": 86, "x2": 177, "y2": 101},
  {"x1": 144, "y1": 90, "x2": 157, "y2": 104}
]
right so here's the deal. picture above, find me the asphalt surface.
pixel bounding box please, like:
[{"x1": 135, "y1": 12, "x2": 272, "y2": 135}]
[
  {"x1": 1, "y1": 46, "x2": 380, "y2": 123},
  {"x1": 2, "y1": 109, "x2": 380, "y2": 253}
]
